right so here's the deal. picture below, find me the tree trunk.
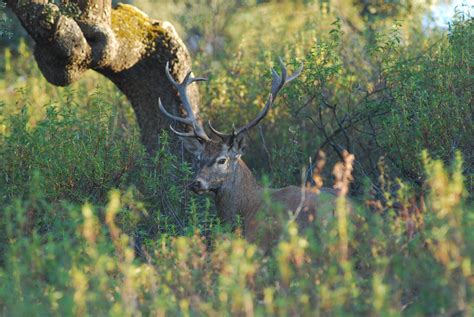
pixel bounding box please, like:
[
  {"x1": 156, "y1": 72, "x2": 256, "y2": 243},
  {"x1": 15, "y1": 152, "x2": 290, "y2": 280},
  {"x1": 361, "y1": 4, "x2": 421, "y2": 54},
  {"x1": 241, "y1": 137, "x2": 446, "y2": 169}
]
[{"x1": 6, "y1": 0, "x2": 201, "y2": 153}]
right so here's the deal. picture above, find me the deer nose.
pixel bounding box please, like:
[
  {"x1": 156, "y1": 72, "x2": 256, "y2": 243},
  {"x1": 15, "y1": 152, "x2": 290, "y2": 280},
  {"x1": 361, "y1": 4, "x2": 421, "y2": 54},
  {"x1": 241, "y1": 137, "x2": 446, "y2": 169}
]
[{"x1": 190, "y1": 179, "x2": 207, "y2": 193}]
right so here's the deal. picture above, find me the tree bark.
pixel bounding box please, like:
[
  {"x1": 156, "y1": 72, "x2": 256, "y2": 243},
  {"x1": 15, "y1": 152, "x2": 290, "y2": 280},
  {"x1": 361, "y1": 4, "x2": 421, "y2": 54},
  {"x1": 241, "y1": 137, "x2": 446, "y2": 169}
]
[{"x1": 6, "y1": 0, "x2": 201, "y2": 153}]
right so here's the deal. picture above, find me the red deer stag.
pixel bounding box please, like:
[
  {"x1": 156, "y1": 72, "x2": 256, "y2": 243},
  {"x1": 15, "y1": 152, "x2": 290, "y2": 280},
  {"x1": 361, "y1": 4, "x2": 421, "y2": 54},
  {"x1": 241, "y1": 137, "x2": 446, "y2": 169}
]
[{"x1": 159, "y1": 60, "x2": 339, "y2": 248}]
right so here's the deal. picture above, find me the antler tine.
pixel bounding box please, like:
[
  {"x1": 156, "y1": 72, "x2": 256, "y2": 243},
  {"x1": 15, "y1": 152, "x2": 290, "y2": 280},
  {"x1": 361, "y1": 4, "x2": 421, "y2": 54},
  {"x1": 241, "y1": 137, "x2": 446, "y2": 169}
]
[
  {"x1": 234, "y1": 58, "x2": 303, "y2": 135},
  {"x1": 210, "y1": 58, "x2": 303, "y2": 138},
  {"x1": 169, "y1": 124, "x2": 204, "y2": 139},
  {"x1": 164, "y1": 61, "x2": 179, "y2": 86},
  {"x1": 158, "y1": 98, "x2": 191, "y2": 124},
  {"x1": 287, "y1": 63, "x2": 304, "y2": 82},
  {"x1": 182, "y1": 71, "x2": 207, "y2": 86},
  {"x1": 208, "y1": 120, "x2": 228, "y2": 140},
  {"x1": 159, "y1": 61, "x2": 211, "y2": 142},
  {"x1": 169, "y1": 125, "x2": 195, "y2": 138},
  {"x1": 233, "y1": 93, "x2": 273, "y2": 136}
]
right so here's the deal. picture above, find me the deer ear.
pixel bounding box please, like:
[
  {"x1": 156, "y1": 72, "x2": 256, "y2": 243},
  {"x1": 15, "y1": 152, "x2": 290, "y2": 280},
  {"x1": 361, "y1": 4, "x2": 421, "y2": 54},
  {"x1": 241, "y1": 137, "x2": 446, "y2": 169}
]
[
  {"x1": 229, "y1": 134, "x2": 247, "y2": 156},
  {"x1": 181, "y1": 137, "x2": 204, "y2": 156}
]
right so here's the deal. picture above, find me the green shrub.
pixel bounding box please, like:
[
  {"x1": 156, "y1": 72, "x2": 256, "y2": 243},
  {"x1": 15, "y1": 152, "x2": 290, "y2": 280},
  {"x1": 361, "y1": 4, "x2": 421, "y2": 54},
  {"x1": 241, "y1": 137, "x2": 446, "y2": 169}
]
[{"x1": 0, "y1": 152, "x2": 471, "y2": 315}]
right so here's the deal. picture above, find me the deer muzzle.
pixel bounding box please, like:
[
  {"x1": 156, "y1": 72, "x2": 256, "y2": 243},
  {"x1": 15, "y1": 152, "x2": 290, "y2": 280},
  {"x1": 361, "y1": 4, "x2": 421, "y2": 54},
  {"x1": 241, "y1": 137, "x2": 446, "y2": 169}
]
[{"x1": 189, "y1": 178, "x2": 209, "y2": 194}]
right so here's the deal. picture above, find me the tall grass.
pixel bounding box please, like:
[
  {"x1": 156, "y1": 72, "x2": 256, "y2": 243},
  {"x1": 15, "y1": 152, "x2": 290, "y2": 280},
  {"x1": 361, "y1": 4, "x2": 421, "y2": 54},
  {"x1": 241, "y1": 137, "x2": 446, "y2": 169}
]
[{"x1": 0, "y1": 144, "x2": 471, "y2": 315}]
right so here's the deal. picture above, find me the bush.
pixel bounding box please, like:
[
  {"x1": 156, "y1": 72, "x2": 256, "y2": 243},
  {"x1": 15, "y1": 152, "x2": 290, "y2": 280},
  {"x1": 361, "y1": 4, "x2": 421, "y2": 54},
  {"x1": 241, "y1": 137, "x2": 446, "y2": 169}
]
[
  {"x1": 0, "y1": 152, "x2": 471, "y2": 315},
  {"x1": 197, "y1": 11, "x2": 473, "y2": 192}
]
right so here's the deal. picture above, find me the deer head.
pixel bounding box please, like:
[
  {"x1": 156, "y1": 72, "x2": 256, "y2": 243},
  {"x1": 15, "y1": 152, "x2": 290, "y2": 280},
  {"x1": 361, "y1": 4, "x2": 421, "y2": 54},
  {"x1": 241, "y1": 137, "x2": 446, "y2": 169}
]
[{"x1": 159, "y1": 59, "x2": 303, "y2": 195}]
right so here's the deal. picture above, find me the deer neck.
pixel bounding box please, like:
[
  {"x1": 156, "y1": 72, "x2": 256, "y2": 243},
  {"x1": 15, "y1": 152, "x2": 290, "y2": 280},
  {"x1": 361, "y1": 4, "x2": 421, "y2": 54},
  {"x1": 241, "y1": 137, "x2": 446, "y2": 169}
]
[{"x1": 215, "y1": 159, "x2": 262, "y2": 225}]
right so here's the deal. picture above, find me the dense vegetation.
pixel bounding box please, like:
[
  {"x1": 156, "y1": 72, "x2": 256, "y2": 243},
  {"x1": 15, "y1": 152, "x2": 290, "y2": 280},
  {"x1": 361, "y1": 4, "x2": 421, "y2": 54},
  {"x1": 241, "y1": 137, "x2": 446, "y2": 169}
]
[{"x1": 0, "y1": 1, "x2": 472, "y2": 315}]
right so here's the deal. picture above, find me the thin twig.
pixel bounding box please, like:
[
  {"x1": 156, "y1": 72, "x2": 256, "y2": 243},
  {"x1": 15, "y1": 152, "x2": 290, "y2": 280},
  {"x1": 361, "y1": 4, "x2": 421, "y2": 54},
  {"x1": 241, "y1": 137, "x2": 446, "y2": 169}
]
[{"x1": 258, "y1": 125, "x2": 273, "y2": 173}]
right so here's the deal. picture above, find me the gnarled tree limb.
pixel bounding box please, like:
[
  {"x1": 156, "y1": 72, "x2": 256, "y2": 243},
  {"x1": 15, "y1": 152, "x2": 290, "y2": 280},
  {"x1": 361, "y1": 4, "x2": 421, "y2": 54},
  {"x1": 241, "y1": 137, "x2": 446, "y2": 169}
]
[{"x1": 6, "y1": 0, "x2": 201, "y2": 153}]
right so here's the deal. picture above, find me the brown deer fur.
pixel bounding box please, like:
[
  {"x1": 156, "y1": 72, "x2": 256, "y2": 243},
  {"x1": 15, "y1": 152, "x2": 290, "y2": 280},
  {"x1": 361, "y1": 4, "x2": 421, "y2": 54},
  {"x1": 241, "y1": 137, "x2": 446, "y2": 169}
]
[
  {"x1": 183, "y1": 138, "x2": 338, "y2": 250},
  {"x1": 159, "y1": 59, "x2": 340, "y2": 250}
]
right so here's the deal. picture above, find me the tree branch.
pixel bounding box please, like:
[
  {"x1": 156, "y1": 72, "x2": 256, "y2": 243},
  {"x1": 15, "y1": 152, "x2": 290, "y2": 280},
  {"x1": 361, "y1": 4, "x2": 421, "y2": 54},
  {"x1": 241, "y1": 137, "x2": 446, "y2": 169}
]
[{"x1": 6, "y1": 1, "x2": 201, "y2": 153}]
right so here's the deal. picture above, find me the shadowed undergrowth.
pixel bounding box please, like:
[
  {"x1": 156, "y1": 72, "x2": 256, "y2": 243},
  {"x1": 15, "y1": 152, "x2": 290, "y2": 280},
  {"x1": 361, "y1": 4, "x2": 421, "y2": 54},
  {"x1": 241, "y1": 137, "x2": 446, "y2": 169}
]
[{"x1": 0, "y1": 97, "x2": 472, "y2": 315}]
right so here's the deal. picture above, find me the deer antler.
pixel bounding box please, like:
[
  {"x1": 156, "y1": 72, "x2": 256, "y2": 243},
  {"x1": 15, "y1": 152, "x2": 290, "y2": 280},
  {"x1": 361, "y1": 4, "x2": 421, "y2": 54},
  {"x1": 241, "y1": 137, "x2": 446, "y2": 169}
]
[
  {"x1": 159, "y1": 61, "x2": 211, "y2": 142},
  {"x1": 208, "y1": 58, "x2": 303, "y2": 139}
]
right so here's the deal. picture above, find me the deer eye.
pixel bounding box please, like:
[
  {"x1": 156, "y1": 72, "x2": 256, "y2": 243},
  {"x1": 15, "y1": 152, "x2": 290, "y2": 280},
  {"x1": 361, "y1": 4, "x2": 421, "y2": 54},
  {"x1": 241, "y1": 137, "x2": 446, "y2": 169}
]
[{"x1": 217, "y1": 158, "x2": 227, "y2": 165}]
